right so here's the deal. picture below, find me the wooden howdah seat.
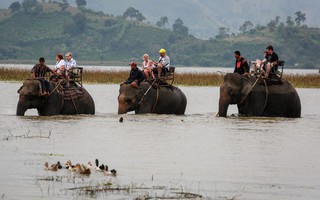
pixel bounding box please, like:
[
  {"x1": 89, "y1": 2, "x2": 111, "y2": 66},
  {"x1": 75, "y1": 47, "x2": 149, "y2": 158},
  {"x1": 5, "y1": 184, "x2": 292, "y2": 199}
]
[
  {"x1": 162, "y1": 66, "x2": 175, "y2": 85},
  {"x1": 68, "y1": 67, "x2": 83, "y2": 88},
  {"x1": 250, "y1": 60, "x2": 285, "y2": 80},
  {"x1": 271, "y1": 60, "x2": 285, "y2": 79},
  {"x1": 45, "y1": 67, "x2": 83, "y2": 88}
]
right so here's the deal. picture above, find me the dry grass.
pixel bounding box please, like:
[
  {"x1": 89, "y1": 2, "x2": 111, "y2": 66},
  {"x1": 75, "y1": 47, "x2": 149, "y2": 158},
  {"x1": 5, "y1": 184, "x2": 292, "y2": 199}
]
[
  {"x1": 282, "y1": 74, "x2": 320, "y2": 88},
  {"x1": 1, "y1": 67, "x2": 319, "y2": 88}
]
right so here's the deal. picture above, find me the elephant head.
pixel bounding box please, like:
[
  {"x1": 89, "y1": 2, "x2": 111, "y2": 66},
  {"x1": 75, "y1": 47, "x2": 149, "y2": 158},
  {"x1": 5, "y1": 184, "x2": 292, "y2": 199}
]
[
  {"x1": 118, "y1": 84, "x2": 144, "y2": 114},
  {"x1": 218, "y1": 73, "x2": 252, "y2": 117},
  {"x1": 16, "y1": 79, "x2": 48, "y2": 116}
]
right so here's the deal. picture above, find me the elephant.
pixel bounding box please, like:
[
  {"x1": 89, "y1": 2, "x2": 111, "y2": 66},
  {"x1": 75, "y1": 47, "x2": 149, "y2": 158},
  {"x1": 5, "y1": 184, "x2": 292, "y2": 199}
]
[
  {"x1": 118, "y1": 82, "x2": 187, "y2": 115},
  {"x1": 16, "y1": 79, "x2": 95, "y2": 116},
  {"x1": 218, "y1": 73, "x2": 301, "y2": 118}
]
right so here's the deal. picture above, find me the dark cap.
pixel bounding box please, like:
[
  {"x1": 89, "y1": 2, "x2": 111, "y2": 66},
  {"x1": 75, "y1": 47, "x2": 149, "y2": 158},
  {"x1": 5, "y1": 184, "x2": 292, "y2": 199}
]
[
  {"x1": 266, "y1": 45, "x2": 273, "y2": 50},
  {"x1": 129, "y1": 62, "x2": 137, "y2": 66},
  {"x1": 39, "y1": 57, "x2": 45, "y2": 62},
  {"x1": 234, "y1": 51, "x2": 241, "y2": 56}
]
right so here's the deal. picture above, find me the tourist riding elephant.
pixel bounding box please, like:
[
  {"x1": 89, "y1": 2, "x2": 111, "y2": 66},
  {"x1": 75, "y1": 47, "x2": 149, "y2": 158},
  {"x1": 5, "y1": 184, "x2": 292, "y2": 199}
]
[
  {"x1": 16, "y1": 79, "x2": 95, "y2": 116},
  {"x1": 218, "y1": 73, "x2": 301, "y2": 118},
  {"x1": 118, "y1": 82, "x2": 187, "y2": 114}
]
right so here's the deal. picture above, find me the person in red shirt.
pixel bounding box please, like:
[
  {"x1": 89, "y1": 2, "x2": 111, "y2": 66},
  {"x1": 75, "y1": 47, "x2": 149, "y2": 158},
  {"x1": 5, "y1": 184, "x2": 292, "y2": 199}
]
[{"x1": 233, "y1": 51, "x2": 249, "y2": 75}]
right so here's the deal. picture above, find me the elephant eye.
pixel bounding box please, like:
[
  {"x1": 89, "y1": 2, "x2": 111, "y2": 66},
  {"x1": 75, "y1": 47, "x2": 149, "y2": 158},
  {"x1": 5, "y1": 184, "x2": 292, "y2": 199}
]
[
  {"x1": 125, "y1": 98, "x2": 132, "y2": 104},
  {"x1": 228, "y1": 89, "x2": 234, "y2": 96}
]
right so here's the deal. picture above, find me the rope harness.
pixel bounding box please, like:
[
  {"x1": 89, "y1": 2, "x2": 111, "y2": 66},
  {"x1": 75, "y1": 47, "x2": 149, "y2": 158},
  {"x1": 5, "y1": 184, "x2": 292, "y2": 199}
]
[
  {"x1": 239, "y1": 75, "x2": 269, "y2": 112},
  {"x1": 152, "y1": 86, "x2": 159, "y2": 113},
  {"x1": 137, "y1": 80, "x2": 160, "y2": 113},
  {"x1": 47, "y1": 80, "x2": 79, "y2": 113},
  {"x1": 68, "y1": 86, "x2": 79, "y2": 114},
  {"x1": 138, "y1": 79, "x2": 157, "y2": 105}
]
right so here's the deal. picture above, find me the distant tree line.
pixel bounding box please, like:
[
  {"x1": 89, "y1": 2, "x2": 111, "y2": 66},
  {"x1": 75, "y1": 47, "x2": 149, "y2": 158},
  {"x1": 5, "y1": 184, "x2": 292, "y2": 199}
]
[
  {"x1": 9, "y1": 0, "x2": 88, "y2": 13},
  {"x1": 216, "y1": 11, "x2": 308, "y2": 39}
]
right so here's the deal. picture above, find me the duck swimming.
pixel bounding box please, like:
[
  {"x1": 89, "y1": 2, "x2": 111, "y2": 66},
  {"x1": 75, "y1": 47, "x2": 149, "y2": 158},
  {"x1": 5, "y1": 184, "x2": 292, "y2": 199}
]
[
  {"x1": 44, "y1": 162, "x2": 58, "y2": 172},
  {"x1": 79, "y1": 164, "x2": 91, "y2": 175},
  {"x1": 95, "y1": 159, "x2": 106, "y2": 171}
]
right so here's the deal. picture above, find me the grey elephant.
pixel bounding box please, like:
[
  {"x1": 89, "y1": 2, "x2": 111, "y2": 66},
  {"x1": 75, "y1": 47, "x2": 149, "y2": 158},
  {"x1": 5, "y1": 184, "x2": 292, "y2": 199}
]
[
  {"x1": 218, "y1": 73, "x2": 301, "y2": 118},
  {"x1": 17, "y1": 79, "x2": 95, "y2": 116},
  {"x1": 118, "y1": 82, "x2": 187, "y2": 114}
]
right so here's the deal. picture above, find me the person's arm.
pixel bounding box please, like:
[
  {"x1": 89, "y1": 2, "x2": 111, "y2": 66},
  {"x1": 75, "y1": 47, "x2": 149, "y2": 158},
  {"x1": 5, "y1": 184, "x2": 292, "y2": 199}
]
[
  {"x1": 60, "y1": 64, "x2": 66, "y2": 71},
  {"x1": 136, "y1": 70, "x2": 145, "y2": 83},
  {"x1": 162, "y1": 56, "x2": 170, "y2": 67},
  {"x1": 273, "y1": 54, "x2": 279, "y2": 66},
  {"x1": 69, "y1": 59, "x2": 77, "y2": 70},
  {"x1": 31, "y1": 65, "x2": 36, "y2": 78},
  {"x1": 243, "y1": 60, "x2": 250, "y2": 74}
]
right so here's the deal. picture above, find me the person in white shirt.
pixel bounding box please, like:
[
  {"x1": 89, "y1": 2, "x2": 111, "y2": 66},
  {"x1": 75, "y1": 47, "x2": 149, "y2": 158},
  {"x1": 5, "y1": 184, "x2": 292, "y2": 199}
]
[
  {"x1": 50, "y1": 53, "x2": 66, "y2": 81},
  {"x1": 141, "y1": 54, "x2": 154, "y2": 79},
  {"x1": 65, "y1": 52, "x2": 78, "y2": 82},
  {"x1": 153, "y1": 48, "x2": 170, "y2": 79},
  {"x1": 65, "y1": 52, "x2": 77, "y2": 71}
]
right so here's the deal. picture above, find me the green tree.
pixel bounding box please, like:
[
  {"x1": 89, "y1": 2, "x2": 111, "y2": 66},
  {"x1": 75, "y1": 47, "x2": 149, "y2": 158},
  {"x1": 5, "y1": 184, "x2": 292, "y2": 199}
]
[
  {"x1": 75, "y1": 0, "x2": 86, "y2": 7},
  {"x1": 156, "y1": 16, "x2": 169, "y2": 28},
  {"x1": 33, "y1": 4, "x2": 43, "y2": 14},
  {"x1": 286, "y1": 16, "x2": 295, "y2": 26},
  {"x1": 104, "y1": 18, "x2": 117, "y2": 28},
  {"x1": 173, "y1": 18, "x2": 188, "y2": 36},
  {"x1": 216, "y1": 27, "x2": 229, "y2": 39},
  {"x1": 21, "y1": 0, "x2": 37, "y2": 13},
  {"x1": 239, "y1": 21, "x2": 253, "y2": 33},
  {"x1": 136, "y1": 13, "x2": 146, "y2": 22},
  {"x1": 295, "y1": 11, "x2": 306, "y2": 26},
  {"x1": 122, "y1": 7, "x2": 145, "y2": 21},
  {"x1": 266, "y1": 16, "x2": 280, "y2": 32},
  {"x1": 9, "y1": 2, "x2": 21, "y2": 13},
  {"x1": 74, "y1": 12, "x2": 86, "y2": 32}
]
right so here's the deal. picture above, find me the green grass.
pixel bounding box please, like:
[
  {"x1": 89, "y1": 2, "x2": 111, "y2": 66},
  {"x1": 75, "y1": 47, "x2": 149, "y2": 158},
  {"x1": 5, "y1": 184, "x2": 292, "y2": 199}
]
[{"x1": 1, "y1": 67, "x2": 319, "y2": 87}]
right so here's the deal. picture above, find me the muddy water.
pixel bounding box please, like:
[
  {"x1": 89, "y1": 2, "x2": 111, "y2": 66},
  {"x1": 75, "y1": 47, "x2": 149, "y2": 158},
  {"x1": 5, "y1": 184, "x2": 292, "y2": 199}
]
[{"x1": 0, "y1": 81, "x2": 320, "y2": 200}]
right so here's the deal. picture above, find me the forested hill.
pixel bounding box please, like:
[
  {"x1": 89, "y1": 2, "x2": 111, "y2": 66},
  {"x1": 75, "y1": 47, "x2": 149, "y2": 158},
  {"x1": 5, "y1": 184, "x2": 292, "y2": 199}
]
[{"x1": 0, "y1": 1, "x2": 319, "y2": 68}]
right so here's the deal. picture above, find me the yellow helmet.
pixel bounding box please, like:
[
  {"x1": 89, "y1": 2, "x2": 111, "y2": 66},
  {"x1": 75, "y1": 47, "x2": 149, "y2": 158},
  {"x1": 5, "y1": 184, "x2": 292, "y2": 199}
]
[{"x1": 159, "y1": 48, "x2": 166, "y2": 53}]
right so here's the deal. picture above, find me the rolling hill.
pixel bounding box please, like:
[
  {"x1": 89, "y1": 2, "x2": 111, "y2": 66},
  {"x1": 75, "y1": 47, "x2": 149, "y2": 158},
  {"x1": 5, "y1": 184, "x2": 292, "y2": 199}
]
[{"x1": 0, "y1": 1, "x2": 319, "y2": 68}]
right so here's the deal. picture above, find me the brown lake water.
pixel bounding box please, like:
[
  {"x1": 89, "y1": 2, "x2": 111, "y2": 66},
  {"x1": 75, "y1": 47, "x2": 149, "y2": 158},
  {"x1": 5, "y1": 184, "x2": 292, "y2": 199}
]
[{"x1": 0, "y1": 81, "x2": 320, "y2": 199}]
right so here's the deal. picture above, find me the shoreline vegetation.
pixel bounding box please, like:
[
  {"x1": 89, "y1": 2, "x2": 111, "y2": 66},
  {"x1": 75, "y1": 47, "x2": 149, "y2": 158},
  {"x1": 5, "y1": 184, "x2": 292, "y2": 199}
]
[{"x1": 0, "y1": 67, "x2": 319, "y2": 88}]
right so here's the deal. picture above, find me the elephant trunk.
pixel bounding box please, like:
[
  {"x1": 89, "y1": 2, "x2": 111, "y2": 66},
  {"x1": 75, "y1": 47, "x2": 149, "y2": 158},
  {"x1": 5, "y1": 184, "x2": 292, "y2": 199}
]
[
  {"x1": 118, "y1": 94, "x2": 129, "y2": 114},
  {"x1": 218, "y1": 86, "x2": 231, "y2": 117},
  {"x1": 16, "y1": 101, "x2": 28, "y2": 116},
  {"x1": 118, "y1": 103, "x2": 128, "y2": 114}
]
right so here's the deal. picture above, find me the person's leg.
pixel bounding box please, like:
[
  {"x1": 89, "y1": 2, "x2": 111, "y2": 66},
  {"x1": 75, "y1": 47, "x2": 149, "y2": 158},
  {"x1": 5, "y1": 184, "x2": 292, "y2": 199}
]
[
  {"x1": 144, "y1": 70, "x2": 150, "y2": 79},
  {"x1": 157, "y1": 66, "x2": 163, "y2": 79},
  {"x1": 39, "y1": 79, "x2": 46, "y2": 95},
  {"x1": 266, "y1": 63, "x2": 272, "y2": 77},
  {"x1": 150, "y1": 69, "x2": 155, "y2": 79},
  {"x1": 45, "y1": 80, "x2": 51, "y2": 94}
]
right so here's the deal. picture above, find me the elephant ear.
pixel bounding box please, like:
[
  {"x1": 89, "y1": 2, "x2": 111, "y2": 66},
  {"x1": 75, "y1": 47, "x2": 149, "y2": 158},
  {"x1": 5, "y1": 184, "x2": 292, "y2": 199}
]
[
  {"x1": 135, "y1": 88, "x2": 144, "y2": 103},
  {"x1": 239, "y1": 77, "x2": 252, "y2": 104},
  {"x1": 17, "y1": 85, "x2": 23, "y2": 94}
]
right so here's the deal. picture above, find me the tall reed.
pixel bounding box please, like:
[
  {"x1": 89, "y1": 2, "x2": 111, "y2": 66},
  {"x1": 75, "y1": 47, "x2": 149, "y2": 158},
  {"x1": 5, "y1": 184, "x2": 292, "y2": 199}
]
[{"x1": 1, "y1": 67, "x2": 319, "y2": 88}]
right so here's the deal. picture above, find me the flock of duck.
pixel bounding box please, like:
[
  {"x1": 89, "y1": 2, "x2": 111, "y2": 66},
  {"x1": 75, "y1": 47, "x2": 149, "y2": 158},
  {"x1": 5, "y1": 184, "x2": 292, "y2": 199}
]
[{"x1": 44, "y1": 159, "x2": 117, "y2": 176}]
